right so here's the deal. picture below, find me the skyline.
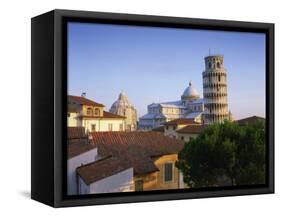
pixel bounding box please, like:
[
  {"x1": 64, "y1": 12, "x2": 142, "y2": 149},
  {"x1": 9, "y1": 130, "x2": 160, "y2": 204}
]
[{"x1": 67, "y1": 22, "x2": 266, "y2": 119}]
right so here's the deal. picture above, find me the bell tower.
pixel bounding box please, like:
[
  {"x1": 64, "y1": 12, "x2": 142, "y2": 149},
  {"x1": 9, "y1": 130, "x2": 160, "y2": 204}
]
[{"x1": 202, "y1": 55, "x2": 229, "y2": 124}]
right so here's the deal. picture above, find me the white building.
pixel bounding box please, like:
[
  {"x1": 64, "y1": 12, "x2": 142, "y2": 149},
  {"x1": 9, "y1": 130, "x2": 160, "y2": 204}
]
[
  {"x1": 67, "y1": 127, "x2": 134, "y2": 195},
  {"x1": 68, "y1": 94, "x2": 126, "y2": 132},
  {"x1": 77, "y1": 159, "x2": 134, "y2": 194},
  {"x1": 110, "y1": 92, "x2": 137, "y2": 131},
  {"x1": 138, "y1": 81, "x2": 204, "y2": 130},
  {"x1": 67, "y1": 127, "x2": 98, "y2": 195}
]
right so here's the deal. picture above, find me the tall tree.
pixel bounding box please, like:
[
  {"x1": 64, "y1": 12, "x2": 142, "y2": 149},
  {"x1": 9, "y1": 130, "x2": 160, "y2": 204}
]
[{"x1": 176, "y1": 120, "x2": 265, "y2": 188}]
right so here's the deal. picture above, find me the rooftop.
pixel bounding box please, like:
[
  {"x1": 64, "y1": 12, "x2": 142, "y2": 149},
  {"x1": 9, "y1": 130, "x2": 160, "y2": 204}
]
[
  {"x1": 68, "y1": 139, "x2": 96, "y2": 159},
  {"x1": 236, "y1": 116, "x2": 265, "y2": 125},
  {"x1": 204, "y1": 55, "x2": 224, "y2": 59},
  {"x1": 77, "y1": 156, "x2": 132, "y2": 185},
  {"x1": 68, "y1": 95, "x2": 105, "y2": 107},
  {"x1": 68, "y1": 126, "x2": 87, "y2": 139},
  {"x1": 176, "y1": 124, "x2": 205, "y2": 134},
  {"x1": 67, "y1": 127, "x2": 96, "y2": 159},
  {"x1": 76, "y1": 131, "x2": 184, "y2": 184}
]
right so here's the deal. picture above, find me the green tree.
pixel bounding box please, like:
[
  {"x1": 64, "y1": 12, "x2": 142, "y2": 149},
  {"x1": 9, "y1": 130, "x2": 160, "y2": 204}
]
[{"x1": 176, "y1": 120, "x2": 265, "y2": 188}]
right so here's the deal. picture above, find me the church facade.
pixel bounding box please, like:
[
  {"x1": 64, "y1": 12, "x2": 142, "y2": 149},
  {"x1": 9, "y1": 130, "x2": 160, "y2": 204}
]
[
  {"x1": 138, "y1": 55, "x2": 230, "y2": 130},
  {"x1": 138, "y1": 81, "x2": 204, "y2": 130}
]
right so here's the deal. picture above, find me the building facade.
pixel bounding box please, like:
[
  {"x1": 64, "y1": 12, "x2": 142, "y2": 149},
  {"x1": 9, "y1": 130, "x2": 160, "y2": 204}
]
[
  {"x1": 110, "y1": 92, "x2": 137, "y2": 131},
  {"x1": 138, "y1": 81, "x2": 204, "y2": 130},
  {"x1": 163, "y1": 118, "x2": 204, "y2": 143},
  {"x1": 68, "y1": 94, "x2": 126, "y2": 132}
]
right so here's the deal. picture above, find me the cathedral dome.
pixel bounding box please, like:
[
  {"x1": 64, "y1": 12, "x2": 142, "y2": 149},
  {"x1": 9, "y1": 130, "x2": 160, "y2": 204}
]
[{"x1": 181, "y1": 81, "x2": 200, "y2": 101}]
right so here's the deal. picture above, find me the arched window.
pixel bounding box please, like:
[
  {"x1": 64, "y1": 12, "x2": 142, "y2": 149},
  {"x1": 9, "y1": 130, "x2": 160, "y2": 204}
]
[
  {"x1": 217, "y1": 62, "x2": 221, "y2": 68},
  {"x1": 218, "y1": 75, "x2": 221, "y2": 82},
  {"x1": 86, "y1": 108, "x2": 93, "y2": 116},
  {"x1": 208, "y1": 62, "x2": 212, "y2": 68},
  {"x1": 94, "y1": 108, "x2": 100, "y2": 116}
]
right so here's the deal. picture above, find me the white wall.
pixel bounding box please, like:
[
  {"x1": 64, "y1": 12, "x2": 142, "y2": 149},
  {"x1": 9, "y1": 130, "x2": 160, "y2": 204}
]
[
  {"x1": 67, "y1": 148, "x2": 98, "y2": 195},
  {"x1": 67, "y1": 112, "x2": 80, "y2": 127},
  {"x1": 1, "y1": 0, "x2": 280, "y2": 216},
  {"x1": 78, "y1": 168, "x2": 134, "y2": 194}
]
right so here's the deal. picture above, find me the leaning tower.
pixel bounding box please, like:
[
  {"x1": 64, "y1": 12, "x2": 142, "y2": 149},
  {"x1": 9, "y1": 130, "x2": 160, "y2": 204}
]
[{"x1": 202, "y1": 55, "x2": 229, "y2": 124}]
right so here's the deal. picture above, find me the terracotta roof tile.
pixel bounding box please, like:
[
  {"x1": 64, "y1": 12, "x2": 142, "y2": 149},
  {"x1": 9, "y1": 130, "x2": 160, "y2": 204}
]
[
  {"x1": 68, "y1": 139, "x2": 96, "y2": 159},
  {"x1": 77, "y1": 132, "x2": 184, "y2": 184},
  {"x1": 68, "y1": 95, "x2": 105, "y2": 107},
  {"x1": 90, "y1": 131, "x2": 184, "y2": 157},
  {"x1": 176, "y1": 124, "x2": 205, "y2": 134},
  {"x1": 77, "y1": 156, "x2": 132, "y2": 185},
  {"x1": 68, "y1": 106, "x2": 78, "y2": 113},
  {"x1": 68, "y1": 127, "x2": 87, "y2": 139},
  {"x1": 67, "y1": 127, "x2": 96, "y2": 159},
  {"x1": 236, "y1": 116, "x2": 265, "y2": 125}
]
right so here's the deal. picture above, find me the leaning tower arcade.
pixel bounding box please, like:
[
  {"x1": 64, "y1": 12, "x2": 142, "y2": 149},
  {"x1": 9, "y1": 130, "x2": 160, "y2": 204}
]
[{"x1": 202, "y1": 55, "x2": 229, "y2": 124}]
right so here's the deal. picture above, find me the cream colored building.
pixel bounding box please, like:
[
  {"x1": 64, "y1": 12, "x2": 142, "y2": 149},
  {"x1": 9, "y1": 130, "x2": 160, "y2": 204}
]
[
  {"x1": 163, "y1": 118, "x2": 204, "y2": 142},
  {"x1": 68, "y1": 94, "x2": 125, "y2": 132},
  {"x1": 110, "y1": 92, "x2": 137, "y2": 131},
  {"x1": 176, "y1": 125, "x2": 205, "y2": 142}
]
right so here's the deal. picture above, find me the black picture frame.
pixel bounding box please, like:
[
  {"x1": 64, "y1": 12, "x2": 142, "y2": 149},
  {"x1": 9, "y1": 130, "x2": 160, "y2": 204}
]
[{"x1": 31, "y1": 9, "x2": 274, "y2": 207}]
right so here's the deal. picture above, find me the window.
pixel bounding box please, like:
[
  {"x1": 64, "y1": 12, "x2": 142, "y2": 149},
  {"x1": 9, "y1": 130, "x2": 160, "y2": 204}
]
[
  {"x1": 218, "y1": 75, "x2": 221, "y2": 82},
  {"x1": 108, "y1": 123, "x2": 113, "y2": 131},
  {"x1": 119, "y1": 124, "x2": 123, "y2": 131},
  {"x1": 86, "y1": 107, "x2": 93, "y2": 116},
  {"x1": 135, "y1": 180, "x2": 144, "y2": 191},
  {"x1": 91, "y1": 124, "x2": 96, "y2": 132},
  {"x1": 181, "y1": 136, "x2": 184, "y2": 141},
  {"x1": 94, "y1": 108, "x2": 100, "y2": 116},
  {"x1": 208, "y1": 62, "x2": 211, "y2": 68},
  {"x1": 67, "y1": 113, "x2": 70, "y2": 117},
  {"x1": 164, "y1": 163, "x2": 173, "y2": 182},
  {"x1": 217, "y1": 62, "x2": 221, "y2": 68}
]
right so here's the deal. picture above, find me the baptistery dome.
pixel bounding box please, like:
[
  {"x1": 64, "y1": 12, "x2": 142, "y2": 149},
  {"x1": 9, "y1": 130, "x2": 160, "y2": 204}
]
[{"x1": 110, "y1": 92, "x2": 137, "y2": 131}]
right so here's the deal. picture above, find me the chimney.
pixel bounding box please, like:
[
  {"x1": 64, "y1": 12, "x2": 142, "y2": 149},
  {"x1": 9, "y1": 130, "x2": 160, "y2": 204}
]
[{"x1": 81, "y1": 92, "x2": 86, "y2": 98}]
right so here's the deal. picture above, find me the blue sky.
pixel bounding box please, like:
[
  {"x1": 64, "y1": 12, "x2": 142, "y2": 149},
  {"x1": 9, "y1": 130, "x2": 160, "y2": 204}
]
[{"x1": 68, "y1": 22, "x2": 266, "y2": 119}]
